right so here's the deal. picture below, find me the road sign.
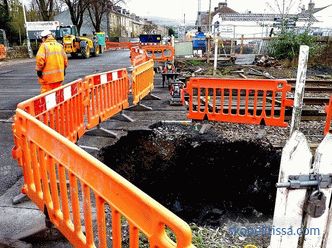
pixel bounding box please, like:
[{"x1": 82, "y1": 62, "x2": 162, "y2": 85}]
[{"x1": 26, "y1": 21, "x2": 60, "y2": 31}]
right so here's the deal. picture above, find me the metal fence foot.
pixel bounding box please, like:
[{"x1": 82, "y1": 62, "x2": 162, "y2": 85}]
[
  {"x1": 85, "y1": 125, "x2": 118, "y2": 138},
  {"x1": 12, "y1": 193, "x2": 29, "y2": 205},
  {"x1": 113, "y1": 111, "x2": 135, "y2": 122},
  {"x1": 144, "y1": 93, "x2": 161, "y2": 100},
  {"x1": 126, "y1": 103, "x2": 153, "y2": 111}
]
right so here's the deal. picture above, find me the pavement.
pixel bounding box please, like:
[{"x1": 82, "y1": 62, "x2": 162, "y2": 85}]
[{"x1": 0, "y1": 50, "x2": 188, "y2": 247}]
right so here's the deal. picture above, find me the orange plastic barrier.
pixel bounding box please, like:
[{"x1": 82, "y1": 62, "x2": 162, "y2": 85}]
[
  {"x1": 12, "y1": 108, "x2": 194, "y2": 248},
  {"x1": 324, "y1": 96, "x2": 332, "y2": 135},
  {"x1": 185, "y1": 78, "x2": 293, "y2": 127},
  {"x1": 130, "y1": 46, "x2": 148, "y2": 66},
  {"x1": 132, "y1": 59, "x2": 155, "y2": 105},
  {"x1": 0, "y1": 44, "x2": 6, "y2": 60},
  {"x1": 15, "y1": 79, "x2": 85, "y2": 143},
  {"x1": 143, "y1": 45, "x2": 174, "y2": 62},
  {"x1": 84, "y1": 68, "x2": 130, "y2": 129},
  {"x1": 106, "y1": 41, "x2": 139, "y2": 50}
]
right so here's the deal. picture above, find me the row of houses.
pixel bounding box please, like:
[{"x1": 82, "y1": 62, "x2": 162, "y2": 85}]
[
  {"x1": 195, "y1": 0, "x2": 332, "y2": 38},
  {"x1": 55, "y1": 6, "x2": 168, "y2": 39}
]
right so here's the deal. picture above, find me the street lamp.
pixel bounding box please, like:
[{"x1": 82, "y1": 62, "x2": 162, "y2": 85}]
[{"x1": 21, "y1": 2, "x2": 33, "y2": 58}]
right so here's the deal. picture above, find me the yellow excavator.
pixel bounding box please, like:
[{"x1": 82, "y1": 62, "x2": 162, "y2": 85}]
[{"x1": 55, "y1": 25, "x2": 100, "y2": 59}]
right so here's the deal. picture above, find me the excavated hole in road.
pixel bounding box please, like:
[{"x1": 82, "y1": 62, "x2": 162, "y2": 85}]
[{"x1": 98, "y1": 123, "x2": 281, "y2": 227}]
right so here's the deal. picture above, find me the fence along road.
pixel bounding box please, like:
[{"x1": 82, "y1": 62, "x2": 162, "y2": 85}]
[{"x1": 12, "y1": 63, "x2": 195, "y2": 247}]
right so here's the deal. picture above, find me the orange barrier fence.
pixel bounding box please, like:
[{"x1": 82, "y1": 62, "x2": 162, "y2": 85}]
[
  {"x1": 184, "y1": 78, "x2": 293, "y2": 127},
  {"x1": 106, "y1": 41, "x2": 139, "y2": 50},
  {"x1": 11, "y1": 66, "x2": 194, "y2": 247},
  {"x1": 15, "y1": 79, "x2": 85, "y2": 143},
  {"x1": 83, "y1": 68, "x2": 130, "y2": 129},
  {"x1": 143, "y1": 45, "x2": 174, "y2": 62},
  {"x1": 12, "y1": 108, "x2": 194, "y2": 248},
  {"x1": 132, "y1": 59, "x2": 155, "y2": 105},
  {"x1": 324, "y1": 96, "x2": 332, "y2": 135},
  {"x1": 0, "y1": 44, "x2": 6, "y2": 60},
  {"x1": 130, "y1": 46, "x2": 148, "y2": 66}
]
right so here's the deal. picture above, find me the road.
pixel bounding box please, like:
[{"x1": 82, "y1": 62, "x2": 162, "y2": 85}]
[
  {"x1": 0, "y1": 50, "x2": 131, "y2": 246},
  {"x1": 0, "y1": 49, "x2": 188, "y2": 246},
  {"x1": 0, "y1": 50, "x2": 131, "y2": 196}
]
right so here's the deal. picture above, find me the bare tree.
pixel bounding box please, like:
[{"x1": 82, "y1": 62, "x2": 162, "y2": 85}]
[
  {"x1": 266, "y1": 0, "x2": 303, "y2": 31},
  {"x1": 62, "y1": 0, "x2": 89, "y2": 35},
  {"x1": 142, "y1": 23, "x2": 158, "y2": 34},
  {"x1": 87, "y1": 0, "x2": 124, "y2": 32},
  {"x1": 34, "y1": 0, "x2": 56, "y2": 21}
]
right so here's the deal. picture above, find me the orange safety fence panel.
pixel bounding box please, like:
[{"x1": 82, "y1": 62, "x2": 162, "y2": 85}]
[
  {"x1": 132, "y1": 59, "x2": 155, "y2": 105},
  {"x1": 84, "y1": 68, "x2": 130, "y2": 129},
  {"x1": 143, "y1": 45, "x2": 174, "y2": 62},
  {"x1": 0, "y1": 44, "x2": 6, "y2": 60},
  {"x1": 130, "y1": 46, "x2": 147, "y2": 65},
  {"x1": 15, "y1": 79, "x2": 85, "y2": 143},
  {"x1": 185, "y1": 78, "x2": 293, "y2": 127},
  {"x1": 12, "y1": 108, "x2": 195, "y2": 248},
  {"x1": 106, "y1": 41, "x2": 139, "y2": 50},
  {"x1": 324, "y1": 96, "x2": 332, "y2": 135}
]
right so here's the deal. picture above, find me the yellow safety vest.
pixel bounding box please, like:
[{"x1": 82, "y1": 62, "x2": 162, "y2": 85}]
[{"x1": 35, "y1": 37, "x2": 68, "y2": 84}]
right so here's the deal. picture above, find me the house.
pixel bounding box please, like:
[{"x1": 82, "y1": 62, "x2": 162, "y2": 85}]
[
  {"x1": 54, "y1": 6, "x2": 162, "y2": 39},
  {"x1": 196, "y1": 0, "x2": 332, "y2": 38}
]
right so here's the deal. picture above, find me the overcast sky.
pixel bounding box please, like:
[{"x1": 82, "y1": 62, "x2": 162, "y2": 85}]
[{"x1": 124, "y1": 0, "x2": 332, "y2": 27}]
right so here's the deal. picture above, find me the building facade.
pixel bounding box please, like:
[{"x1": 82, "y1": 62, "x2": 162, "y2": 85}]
[
  {"x1": 55, "y1": 6, "x2": 164, "y2": 39},
  {"x1": 196, "y1": 0, "x2": 332, "y2": 38}
]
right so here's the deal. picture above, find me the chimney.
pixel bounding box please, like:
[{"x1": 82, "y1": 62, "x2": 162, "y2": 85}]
[
  {"x1": 218, "y1": 1, "x2": 227, "y2": 9},
  {"x1": 308, "y1": 0, "x2": 315, "y2": 12}
]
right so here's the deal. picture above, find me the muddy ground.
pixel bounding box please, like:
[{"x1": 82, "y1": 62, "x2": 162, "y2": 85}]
[
  {"x1": 175, "y1": 58, "x2": 332, "y2": 80},
  {"x1": 95, "y1": 59, "x2": 330, "y2": 247}
]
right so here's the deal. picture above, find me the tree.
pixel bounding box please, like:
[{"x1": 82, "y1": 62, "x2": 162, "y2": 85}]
[
  {"x1": 0, "y1": 0, "x2": 11, "y2": 37},
  {"x1": 34, "y1": 0, "x2": 56, "y2": 21},
  {"x1": 0, "y1": 0, "x2": 26, "y2": 45},
  {"x1": 266, "y1": 0, "x2": 310, "y2": 32},
  {"x1": 87, "y1": 0, "x2": 124, "y2": 32},
  {"x1": 62, "y1": 0, "x2": 89, "y2": 35},
  {"x1": 168, "y1": 27, "x2": 175, "y2": 37},
  {"x1": 142, "y1": 23, "x2": 158, "y2": 34}
]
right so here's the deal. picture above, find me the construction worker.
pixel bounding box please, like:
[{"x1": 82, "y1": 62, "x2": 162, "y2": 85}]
[
  {"x1": 162, "y1": 60, "x2": 176, "y2": 88},
  {"x1": 36, "y1": 30, "x2": 68, "y2": 93}
]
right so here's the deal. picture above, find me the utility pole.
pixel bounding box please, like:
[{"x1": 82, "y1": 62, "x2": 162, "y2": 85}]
[
  {"x1": 208, "y1": 0, "x2": 212, "y2": 33},
  {"x1": 21, "y1": 2, "x2": 33, "y2": 58},
  {"x1": 207, "y1": 0, "x2": 212, "y2": 63}
]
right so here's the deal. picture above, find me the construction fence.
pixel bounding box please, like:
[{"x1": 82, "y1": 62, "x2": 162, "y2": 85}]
[
  {"x1": 0, "y1": 44, "x2": 6, "y2": 60},
  {"x1": 12, "y1": 61, "x2": 195, "y2": 248},
  {"x1": 325, "y1": 96, "x2": 332, "y2": 135},
  {"x1": 184, "y1": 77, "x2": 293, "y2": 127}
]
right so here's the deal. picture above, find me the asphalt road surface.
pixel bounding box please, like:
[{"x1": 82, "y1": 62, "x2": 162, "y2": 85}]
[{"x1": 0, "y1": 49, "x2": 131, "y2": 196}]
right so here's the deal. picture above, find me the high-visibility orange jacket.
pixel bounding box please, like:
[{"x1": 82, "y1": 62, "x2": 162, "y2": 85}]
[{"x1": 35, "y1": 36, "x2": 68, "y2": 84}]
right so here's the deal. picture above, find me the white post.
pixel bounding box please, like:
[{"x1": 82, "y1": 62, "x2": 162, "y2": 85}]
[
  {"x1": 21, "y1": 3, "x2": 33, "y2": 58},
  {"x1": 289, "y1": 45, "x2": 309, "y2": 135},
  {"x1": 213, "y1": 37, "x2": 218, "y2": 76},
  {"x1": 270, "y1": 131, "x2": 312, "y2": 248}
]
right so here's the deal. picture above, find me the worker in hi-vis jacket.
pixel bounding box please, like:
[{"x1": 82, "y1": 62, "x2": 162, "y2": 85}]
[{"x1": 35, "y1": 30, "x2": 68, "y2": 93}]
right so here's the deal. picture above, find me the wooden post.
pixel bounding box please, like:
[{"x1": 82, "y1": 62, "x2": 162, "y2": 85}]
[
  {"x1": 240, "y1": 34, "x2": 244, "y2": 54},
  {"x1": 213, "y1": 38, "x2": 218, "y2": 76},
  {"x1": 290, "y1": 45, "x2": 309, "y2": 136},
  {"x1": 230, "y1": 38, "x2": 234, "y2": 55},
  {"x1": 207, "y1": 37, "x2": 211, "y2": 63},
  {"x1": 306, "y1": 133, "x2": 332, "y2": 248},
  {"x1": 270, "y1": 131, "x2": 312, "y2": 248}
]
